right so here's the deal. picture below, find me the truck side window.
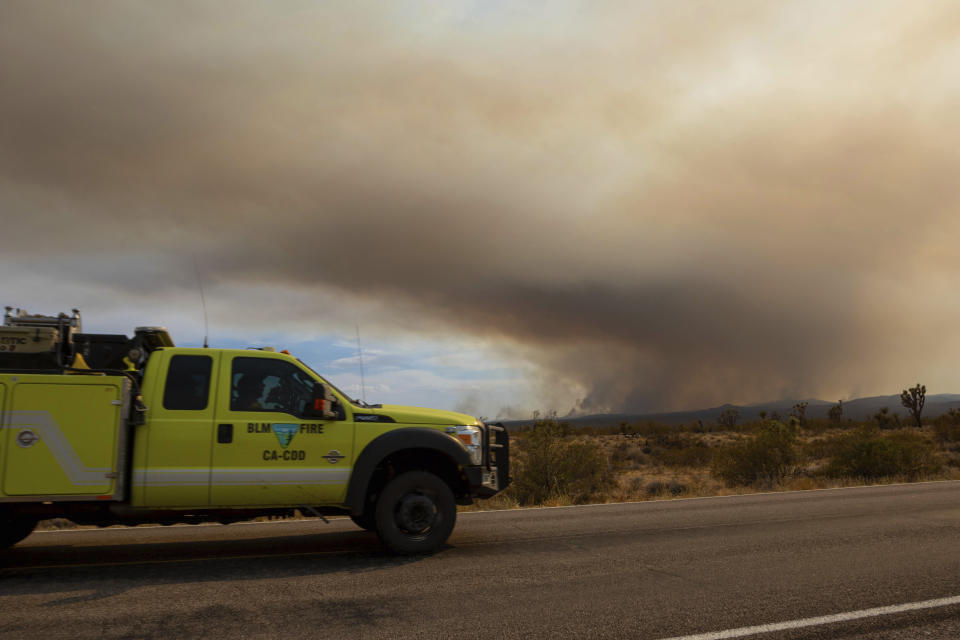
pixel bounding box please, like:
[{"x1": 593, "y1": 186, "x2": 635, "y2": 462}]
[
  {"x1": 163, "y1": 355, "x2": 213, "y2": 411},
  {"x1": 231, "y1": 357, "x2": 316, "y2": 417}
]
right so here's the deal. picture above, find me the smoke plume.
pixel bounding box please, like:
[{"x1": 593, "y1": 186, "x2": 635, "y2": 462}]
[{"x1": 3, "y1": 1, "x2": 960, "y2": 412}]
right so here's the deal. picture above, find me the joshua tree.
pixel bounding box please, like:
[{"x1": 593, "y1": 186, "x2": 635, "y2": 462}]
[
  {"x1": 900, "y1": 383, "x2": 926, "y2": 428},
  {"x1": 717, "y1": 407, "x2": 739, "y2": 430},
  {"x1": 790, "y1": 401, "x2": 808, "y2": 426},
  {"x1": 828, "y1": 400, "x2": 843, "y2": 424}
]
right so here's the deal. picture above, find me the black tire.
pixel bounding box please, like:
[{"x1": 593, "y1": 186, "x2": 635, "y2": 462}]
[
  {"x1": 374, "y1": 471, "x2": 456, "y2": 555},
  {"x1": 0, "y1": 514, "x2": 36, "y2": 550},
  {"x1": 349, "y1": 511, "x2": 377, "y2": 532}
]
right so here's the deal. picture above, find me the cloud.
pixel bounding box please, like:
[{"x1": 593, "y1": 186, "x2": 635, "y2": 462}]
[{"x1": 4, "y1": 1, "x2": 960, "y2": 412}]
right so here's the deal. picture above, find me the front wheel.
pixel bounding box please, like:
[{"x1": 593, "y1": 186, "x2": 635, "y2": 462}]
[
  {"x1": 349, "y1": 512, "x2": 377, "y2": 532},
  {"x1": 374, "y1": 471, "x2": 456, "y2": 554},
  {"x1": 0, "y1": 513, "x2": 36, "y2": 549}
]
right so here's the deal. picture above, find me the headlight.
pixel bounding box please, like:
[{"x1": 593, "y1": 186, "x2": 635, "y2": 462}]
[{"x1": 454, "y1": 425, "x2": 483, "y2": 465}]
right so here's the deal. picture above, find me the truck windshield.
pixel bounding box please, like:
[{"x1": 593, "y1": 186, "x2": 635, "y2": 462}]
[{"x1": 296, "y1": 359, "x2": 368, "y2": 407}]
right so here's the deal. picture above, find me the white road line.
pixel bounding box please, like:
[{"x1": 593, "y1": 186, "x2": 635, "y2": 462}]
[{"x1": 659, "y1": 596, "x2": 960, "y2": 640}]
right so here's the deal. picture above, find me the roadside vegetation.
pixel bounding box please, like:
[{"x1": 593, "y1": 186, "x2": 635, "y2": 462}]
[{"x1": 474, "y1": 384, "x2": 960, "y2": 510}]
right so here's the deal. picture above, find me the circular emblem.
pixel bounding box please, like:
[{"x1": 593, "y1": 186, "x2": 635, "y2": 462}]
[{"x1": 16, "y1": 429, "x2": 39, "y2": 448}]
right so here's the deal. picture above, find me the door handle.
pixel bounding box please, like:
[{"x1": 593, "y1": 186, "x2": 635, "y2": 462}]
[{"x1": 217, "y1": 423, "x2": 233, "y2": 444}]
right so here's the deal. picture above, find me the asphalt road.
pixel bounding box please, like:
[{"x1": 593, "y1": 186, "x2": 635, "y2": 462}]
[{"x1": 3, "y1": 482, "x2": 960, "y2": 639}]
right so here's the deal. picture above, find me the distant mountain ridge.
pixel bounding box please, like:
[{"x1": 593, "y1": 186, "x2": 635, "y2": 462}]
[{"x1": 503, "y1": 394, "x2": 960, "y2": 428}]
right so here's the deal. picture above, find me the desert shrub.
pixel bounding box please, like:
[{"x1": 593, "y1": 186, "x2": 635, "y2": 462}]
[
  {"x1": 579, "y1": 424, "x2": 624, "y2": 436},
  {"x1": 507, "y1": 416, "x2": 614, "y2": 505},
  {"x1": 934, "y1": 423, "x2": 960, "y2": 444},
  {"x1": 933, "y1": 409, "x2": 960, "y2": 443},
  {"x1": 658, "y1": 441, "x2": 712, "y2": 467},
  {"x1": 610, "y1": 441, "x2": 646, "y2": 469},
  {"x1": 641, "y1": 432, "x2": 712, "y2": 467},
  {"x1": 691, "y1": 420, "x2": 712, "y2": 433},
  {"x1": 801, "y1": 418, "x2": 830, "y2": 435},
  {"x1": 824, "y1": 425, "x2": 941, "y2": 480},
  {"x1": 624, "y1": 475, "x2": 646, "y2": 494},
  {"x1": 635, "y1": 422, "x2": 674, "y2": 438},
  {"x1": 873, "y1": 407, "x2": 901, "y2": 430},
  {"x1": 658, "y1": 432, "x2": 688, "y2": 448},
  {"x1": 646, "y1": 480, "x2": 688, "y2": 497},
  {"x1": 711, "y1": 420, "x2": 798, "y2": 486},
  {"x1": 800, "y1": 436, "x2": 835, "y2": 461},
  {"x1": 717, "y1": 408, "x2": 740, "y2": 430}
]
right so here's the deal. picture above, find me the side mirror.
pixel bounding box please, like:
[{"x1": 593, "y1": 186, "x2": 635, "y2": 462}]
[{"x1": 311, "y1": 383, "x2": 340, "y2": 420}]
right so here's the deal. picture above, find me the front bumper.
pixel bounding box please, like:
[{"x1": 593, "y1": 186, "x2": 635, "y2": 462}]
[{"x1": 465, "y1": 422, "x2": 510, "y2": 498}]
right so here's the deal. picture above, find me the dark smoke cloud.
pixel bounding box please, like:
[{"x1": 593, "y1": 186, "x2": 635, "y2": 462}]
[{"x1": 3, "y1": 1, "x2": 960, "y2": 412}]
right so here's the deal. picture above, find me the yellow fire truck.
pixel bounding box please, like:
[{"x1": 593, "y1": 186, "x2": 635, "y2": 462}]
[{"x1": 0, "y1": 307, "x2": 509, "y2": 554}]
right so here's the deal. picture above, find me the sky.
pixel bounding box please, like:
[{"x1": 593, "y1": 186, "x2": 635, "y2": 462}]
[{"x1": 3, "y1": 1, "x2": 960, "y2": 418}]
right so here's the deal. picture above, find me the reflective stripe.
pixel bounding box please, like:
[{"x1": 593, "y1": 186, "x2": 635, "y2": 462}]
[
  {"x1": 132, "y1": 469, "x2": 208, "y2": 486},
  {"x1": 0, "y1": 412, "x2": 352, "y2": 489},
  {"x1": 133, "y1": 467, "x2": 352, "y2": 487},
  {"x1": 1, "y1": 411, "x2": 113, "y2": 486}
]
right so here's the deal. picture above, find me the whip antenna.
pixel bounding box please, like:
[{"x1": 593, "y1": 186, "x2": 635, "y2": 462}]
[
  {"x1": 193, "y1": 256, "x2": 209, "y2": 349},
  {"x1": 356, "y1": 324, "x2": 367, "y2": 404}
]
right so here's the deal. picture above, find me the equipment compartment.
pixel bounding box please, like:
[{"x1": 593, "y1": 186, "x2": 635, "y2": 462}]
[{"x1": 2, "y1": 376, "x2": 130, "y2": 499}]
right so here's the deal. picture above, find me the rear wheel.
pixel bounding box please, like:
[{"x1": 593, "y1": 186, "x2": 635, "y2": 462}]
[
  {"x1": 0, "y1": 512, "x2": 36, "y2": 549},
  {"x1": 374, "y1": 471, "x2": 456, "y2": 554}
]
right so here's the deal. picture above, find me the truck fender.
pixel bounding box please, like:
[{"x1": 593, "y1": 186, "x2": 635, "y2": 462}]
[{"x1": 346, "y1": 428, "x2": 471, "y2": 515}]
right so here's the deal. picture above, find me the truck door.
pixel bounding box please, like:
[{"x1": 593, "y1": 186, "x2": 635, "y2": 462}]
[
  {"x1": 141, "y1": 352, "x2": 219, "y2": 507},
  {"x1": 210, "y1": 355, "x2": 353, "y2": 507}
]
